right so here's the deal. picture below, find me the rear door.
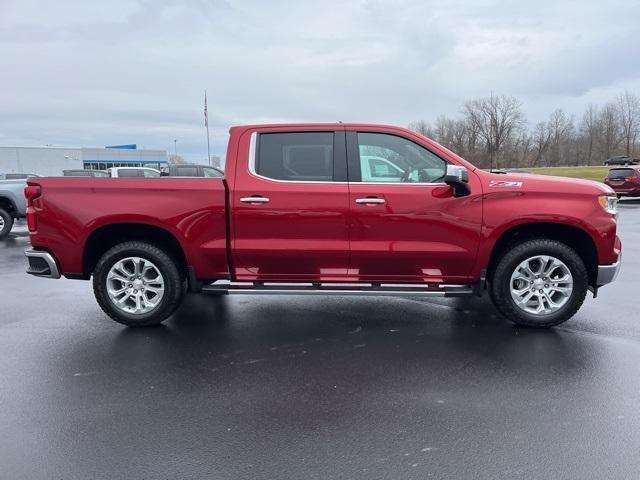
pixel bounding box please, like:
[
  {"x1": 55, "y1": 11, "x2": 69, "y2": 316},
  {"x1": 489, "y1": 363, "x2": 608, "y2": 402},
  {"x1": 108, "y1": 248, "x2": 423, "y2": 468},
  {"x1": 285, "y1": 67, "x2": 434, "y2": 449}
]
[
  {"x1": 346, "y1": 129, "x2": 483, "y2": 283},
  {"x1": 230, "y1": 128, "x2": 350, "y2": 281}
]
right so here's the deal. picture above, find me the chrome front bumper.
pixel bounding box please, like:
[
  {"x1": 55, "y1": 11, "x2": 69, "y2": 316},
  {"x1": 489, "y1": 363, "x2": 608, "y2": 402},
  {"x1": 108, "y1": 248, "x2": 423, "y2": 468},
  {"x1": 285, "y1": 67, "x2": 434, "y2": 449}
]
[
  {"x1": 25, "y1": 248, "x2": 61, "y2": 279},
  {"x1": 596, "y1": 255, "x2": 621, "y2": 287}
]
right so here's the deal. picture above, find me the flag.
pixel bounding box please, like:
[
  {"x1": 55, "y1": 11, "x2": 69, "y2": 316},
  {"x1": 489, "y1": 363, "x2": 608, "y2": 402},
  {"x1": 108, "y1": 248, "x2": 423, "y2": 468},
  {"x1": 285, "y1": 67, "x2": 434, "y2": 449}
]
[{"x1": 204, "y1": 91, "x2": 208, "y2": 128}]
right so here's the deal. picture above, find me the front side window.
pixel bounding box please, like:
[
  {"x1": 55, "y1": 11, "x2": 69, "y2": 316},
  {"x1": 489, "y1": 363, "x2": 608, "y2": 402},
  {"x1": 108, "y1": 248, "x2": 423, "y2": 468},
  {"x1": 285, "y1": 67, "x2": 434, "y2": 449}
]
[
  {"x1": 357, "y1": 132, "x2": 447, "y2": 183},
  {"x1": 256, "y1": 132, "x2": 334, "y2": 182},
  {"x1": 143, "y1": 169, "x2": 160, "y2": 178}
]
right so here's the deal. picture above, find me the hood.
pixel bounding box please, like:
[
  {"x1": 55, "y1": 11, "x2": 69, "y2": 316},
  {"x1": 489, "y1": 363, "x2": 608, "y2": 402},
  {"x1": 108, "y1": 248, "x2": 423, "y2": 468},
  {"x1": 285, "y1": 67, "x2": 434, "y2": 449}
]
[{"x1": 481, "y1": 171, "x2": 614, "y2": 196}]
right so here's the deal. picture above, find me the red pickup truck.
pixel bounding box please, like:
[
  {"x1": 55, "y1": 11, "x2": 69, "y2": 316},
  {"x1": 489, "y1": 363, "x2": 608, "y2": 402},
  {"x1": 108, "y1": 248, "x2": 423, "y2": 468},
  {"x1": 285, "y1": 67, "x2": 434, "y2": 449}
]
[{"x1": 24, "y1": 123, "x2": 621, "y2": 328}]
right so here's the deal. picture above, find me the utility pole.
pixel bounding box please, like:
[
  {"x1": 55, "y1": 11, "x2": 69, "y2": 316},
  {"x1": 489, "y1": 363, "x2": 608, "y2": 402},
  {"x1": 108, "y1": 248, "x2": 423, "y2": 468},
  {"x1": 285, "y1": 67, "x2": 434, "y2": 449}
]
[
  {"x1": 204, "y1": 90, "x2": 211, "y2": 166},
  {"x1": 173, "y1": 139, "x2": 177, "y2": 156}
]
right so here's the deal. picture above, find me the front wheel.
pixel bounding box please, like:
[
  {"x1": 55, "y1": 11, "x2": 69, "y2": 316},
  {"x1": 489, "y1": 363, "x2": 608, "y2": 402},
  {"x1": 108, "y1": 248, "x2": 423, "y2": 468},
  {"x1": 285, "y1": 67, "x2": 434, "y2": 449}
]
[
  {"x1": 93, "y1": 241, "x2": 185, "y2": 327},
  {"x1": 489, "y1": 239, "x2": 588, "y2": 328}
]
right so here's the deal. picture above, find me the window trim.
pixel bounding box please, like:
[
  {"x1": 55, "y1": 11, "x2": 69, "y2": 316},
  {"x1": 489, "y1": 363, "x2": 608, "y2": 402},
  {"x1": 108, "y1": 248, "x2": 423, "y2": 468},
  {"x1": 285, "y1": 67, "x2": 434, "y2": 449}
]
[
  {"x1": 346, "y1": 130, "x2": 449, "y2": 186},
  {"x1": 248, "y1": 131, "x2": 348, "y2": 184}
]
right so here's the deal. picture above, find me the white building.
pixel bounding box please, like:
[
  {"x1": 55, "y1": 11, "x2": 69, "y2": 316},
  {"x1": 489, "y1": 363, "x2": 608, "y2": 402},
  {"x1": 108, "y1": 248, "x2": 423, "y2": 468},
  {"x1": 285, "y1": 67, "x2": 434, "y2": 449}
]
[{"x1": 0, "y1": 145, "x2": 169, "y2": 176}]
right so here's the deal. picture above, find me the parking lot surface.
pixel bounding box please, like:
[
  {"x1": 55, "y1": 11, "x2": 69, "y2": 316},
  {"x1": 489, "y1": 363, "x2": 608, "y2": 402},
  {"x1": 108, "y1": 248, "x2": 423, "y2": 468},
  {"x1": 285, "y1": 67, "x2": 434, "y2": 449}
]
[{"x1": 1, "y1": 202, "x2": 640, "y2": 479}]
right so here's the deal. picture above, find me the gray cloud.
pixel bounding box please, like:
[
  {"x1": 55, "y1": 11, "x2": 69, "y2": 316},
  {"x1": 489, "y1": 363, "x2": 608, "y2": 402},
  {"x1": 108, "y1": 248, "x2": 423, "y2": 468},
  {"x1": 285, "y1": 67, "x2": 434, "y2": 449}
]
[{"x1": 1, "y1": 0, "x2": 639, "y2": 161}]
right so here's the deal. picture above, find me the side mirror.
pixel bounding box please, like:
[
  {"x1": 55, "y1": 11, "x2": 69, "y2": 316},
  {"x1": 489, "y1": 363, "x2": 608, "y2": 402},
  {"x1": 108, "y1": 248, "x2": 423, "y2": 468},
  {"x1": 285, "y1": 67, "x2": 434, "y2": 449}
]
[{"x1": 444, "y1": 165, "x2": 471, "y2": 197}]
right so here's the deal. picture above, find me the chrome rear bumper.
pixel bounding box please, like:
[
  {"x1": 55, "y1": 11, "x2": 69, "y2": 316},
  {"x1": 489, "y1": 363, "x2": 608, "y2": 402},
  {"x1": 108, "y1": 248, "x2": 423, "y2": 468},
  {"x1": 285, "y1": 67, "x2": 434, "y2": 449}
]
[{"x1": 25, "y1": 248, "x2": 61, "y2": 279}]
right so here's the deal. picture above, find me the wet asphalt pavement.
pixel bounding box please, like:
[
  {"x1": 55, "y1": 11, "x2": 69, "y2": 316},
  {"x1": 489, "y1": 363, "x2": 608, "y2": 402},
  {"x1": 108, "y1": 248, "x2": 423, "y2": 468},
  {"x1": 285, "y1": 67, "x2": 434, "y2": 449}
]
[{"x1": 1, "y1": 203, "x2": 640, "y2": 479}]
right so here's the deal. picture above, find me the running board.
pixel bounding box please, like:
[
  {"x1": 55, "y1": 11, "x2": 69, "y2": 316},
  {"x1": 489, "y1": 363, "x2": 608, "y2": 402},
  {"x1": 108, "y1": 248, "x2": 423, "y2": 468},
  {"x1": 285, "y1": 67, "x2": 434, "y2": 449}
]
[{"x1": 201, "y1": 281, "x2": 474, "y2": 297}]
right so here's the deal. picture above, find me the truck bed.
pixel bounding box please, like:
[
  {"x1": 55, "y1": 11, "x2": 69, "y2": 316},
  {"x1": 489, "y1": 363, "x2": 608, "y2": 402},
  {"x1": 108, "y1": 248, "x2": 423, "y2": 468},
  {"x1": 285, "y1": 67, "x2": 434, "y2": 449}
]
[{"x1": 27, "y1": 177, "x2": 229, "y2": 280}]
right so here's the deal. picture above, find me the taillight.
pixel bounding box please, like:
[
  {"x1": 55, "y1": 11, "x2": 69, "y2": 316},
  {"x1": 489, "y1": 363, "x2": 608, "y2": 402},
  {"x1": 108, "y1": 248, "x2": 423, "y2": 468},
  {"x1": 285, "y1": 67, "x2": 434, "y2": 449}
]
[
  {"x1": 24, "y1": 185, "x2": 41, "y2": 204},
  {"x1": 26, "y1": 208, "x2": 37, "y2": 232},
  {"x1": 23, "y1": 184, "x2": 41, "y2": 233}
]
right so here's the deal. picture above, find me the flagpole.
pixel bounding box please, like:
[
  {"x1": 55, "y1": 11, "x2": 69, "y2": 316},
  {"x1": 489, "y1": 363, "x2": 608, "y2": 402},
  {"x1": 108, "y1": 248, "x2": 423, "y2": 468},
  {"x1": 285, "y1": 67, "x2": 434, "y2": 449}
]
[{"x1": 205, "y1": 90, "x2": 211, "y2": 166}]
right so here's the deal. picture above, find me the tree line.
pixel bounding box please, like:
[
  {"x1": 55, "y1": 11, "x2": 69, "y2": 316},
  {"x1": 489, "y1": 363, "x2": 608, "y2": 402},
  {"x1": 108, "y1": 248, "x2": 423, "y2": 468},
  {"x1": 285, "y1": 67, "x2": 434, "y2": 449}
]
[{"x1": 408, "y1": 91, "x2": 640, "y2": 169}]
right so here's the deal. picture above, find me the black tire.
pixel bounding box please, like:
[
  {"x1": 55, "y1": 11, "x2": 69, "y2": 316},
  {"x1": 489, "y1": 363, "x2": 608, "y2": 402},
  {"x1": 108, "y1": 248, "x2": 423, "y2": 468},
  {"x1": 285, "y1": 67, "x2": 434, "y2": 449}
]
[
  {"x1": 92, "y1": 241, "x2": 185, "y2": 327},
  {"x1": 489, "y1": 239, "x2": 588, "y2": 328},
  {"x1": 0, "y1": 208, "x2": 14, "y2": 239}
]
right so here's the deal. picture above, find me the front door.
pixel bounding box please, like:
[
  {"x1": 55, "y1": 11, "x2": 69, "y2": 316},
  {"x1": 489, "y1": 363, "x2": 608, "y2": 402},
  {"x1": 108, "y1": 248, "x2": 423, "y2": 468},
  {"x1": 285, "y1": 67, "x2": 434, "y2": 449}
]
[
  {"x1": 231, "y1": 129, "x2": 351, "y2": 281},
  {"x1": 346, "y1": 130, "x2": 482, "y2": 283}
]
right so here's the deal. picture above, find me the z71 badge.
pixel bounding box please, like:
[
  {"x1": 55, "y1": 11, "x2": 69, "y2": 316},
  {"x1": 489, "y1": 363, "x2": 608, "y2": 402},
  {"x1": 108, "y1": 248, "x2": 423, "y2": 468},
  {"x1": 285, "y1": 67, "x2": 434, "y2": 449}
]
[{"x1": 489, "y1": 180, "x2": 523, "y2": 188}]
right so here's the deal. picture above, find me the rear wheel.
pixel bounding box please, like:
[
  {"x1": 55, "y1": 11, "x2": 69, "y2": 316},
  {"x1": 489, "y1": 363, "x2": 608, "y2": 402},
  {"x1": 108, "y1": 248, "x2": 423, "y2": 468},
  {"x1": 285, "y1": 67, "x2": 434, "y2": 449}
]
[
  {"x1": 93, "y1": 241, "x2": 185, "y2": 327},
  {"x1": 0, "y1": 208, "x2": 14, "y2": 239},
  {"x1": 489, "y1": 239, "x2": 588, "y2": 328}
]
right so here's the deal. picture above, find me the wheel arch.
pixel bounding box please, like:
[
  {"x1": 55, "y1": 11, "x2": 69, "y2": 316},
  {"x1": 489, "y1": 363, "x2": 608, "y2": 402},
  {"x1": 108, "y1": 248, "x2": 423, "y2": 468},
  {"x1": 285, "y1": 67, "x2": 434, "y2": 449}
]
[
  {"x1": 83, "y1": 223, "x2": 188, "y2": 279},
  {"x1": 0, "y1": 195, "x2": 18, "y2": 217},
  {"x1": 487, "y1": 222, "x2": 599, "y2": 287}
]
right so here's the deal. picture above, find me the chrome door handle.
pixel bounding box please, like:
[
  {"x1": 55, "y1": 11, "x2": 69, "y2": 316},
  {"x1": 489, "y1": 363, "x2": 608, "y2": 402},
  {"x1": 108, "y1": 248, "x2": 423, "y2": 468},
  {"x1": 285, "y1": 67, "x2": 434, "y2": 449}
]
[
  {"x1": 355, "y1": 197, "x2": 385, "y2": 204},
  {"x1": 240, "y1": 196, "x2": 270, "y2": 203}
]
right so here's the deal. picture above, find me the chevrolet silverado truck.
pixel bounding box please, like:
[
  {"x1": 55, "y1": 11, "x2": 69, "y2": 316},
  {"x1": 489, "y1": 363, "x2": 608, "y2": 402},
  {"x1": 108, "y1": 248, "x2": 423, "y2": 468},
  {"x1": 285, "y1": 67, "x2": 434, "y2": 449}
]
[{"x1": 24, "y1": 124, "x2": 622, "y2": 328}]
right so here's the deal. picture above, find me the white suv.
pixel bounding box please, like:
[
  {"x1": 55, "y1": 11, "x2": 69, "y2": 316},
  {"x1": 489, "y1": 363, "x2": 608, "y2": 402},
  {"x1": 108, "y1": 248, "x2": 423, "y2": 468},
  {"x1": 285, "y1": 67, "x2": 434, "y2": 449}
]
[{"x1": 107, "y1": 167, "x2": 161, "y2": 178}]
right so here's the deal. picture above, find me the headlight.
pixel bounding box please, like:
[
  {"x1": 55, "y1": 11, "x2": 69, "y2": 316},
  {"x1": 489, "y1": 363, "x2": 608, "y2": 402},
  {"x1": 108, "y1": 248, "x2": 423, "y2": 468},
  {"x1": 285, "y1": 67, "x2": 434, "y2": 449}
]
[{"x1": 598, "y1": 194, "x2": 618, "y2": 215}]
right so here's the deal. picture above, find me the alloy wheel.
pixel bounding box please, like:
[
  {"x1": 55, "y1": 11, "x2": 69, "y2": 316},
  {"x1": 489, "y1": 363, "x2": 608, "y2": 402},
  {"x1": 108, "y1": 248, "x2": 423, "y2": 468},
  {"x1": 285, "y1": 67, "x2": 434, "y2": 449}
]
[
  {"x1": 106, "y1": 256, "x2": 165, "y2": 315},
  {"x1": 509, "y1": 255, "x2": 573, "y2": 315}
]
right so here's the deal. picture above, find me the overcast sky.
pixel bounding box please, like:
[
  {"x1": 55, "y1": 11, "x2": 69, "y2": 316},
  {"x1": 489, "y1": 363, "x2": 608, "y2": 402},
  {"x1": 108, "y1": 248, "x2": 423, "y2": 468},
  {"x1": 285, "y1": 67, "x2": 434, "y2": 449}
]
[{"x1": 1, "y1": 0, "x2": 639, "y2": 162}]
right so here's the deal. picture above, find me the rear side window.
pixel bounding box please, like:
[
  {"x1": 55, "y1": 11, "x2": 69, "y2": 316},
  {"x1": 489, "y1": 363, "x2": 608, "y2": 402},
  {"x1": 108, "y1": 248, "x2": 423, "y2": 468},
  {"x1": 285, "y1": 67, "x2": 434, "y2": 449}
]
[
  {"x1": 609, "y1": 168, "x2": 635, "y2": 179},
  {"x1": 117, "y1": 169, "x2": 141, "y2": 177},
  {"x1": 256, "y1": 132, "x2": 334, "y2": 182},
  {"x1": 175, "y1": 167, "x2": 199, "y2": 177},
  {"x1": 143, "y1": 170, "x2": 160, "y2": 178}
]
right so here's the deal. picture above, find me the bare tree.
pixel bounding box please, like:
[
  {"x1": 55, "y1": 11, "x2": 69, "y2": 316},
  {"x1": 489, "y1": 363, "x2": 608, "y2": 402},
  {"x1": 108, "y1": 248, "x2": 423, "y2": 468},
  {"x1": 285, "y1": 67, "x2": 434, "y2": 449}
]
[
  {"x1": 450, "y1": 119, "x2": 468, "y2": 157},
  {"x1": 408, "y1": 90, "x2": 638, "y2": 168},
  {"x1": 433, "y1": 115, "x2": 453, "y2": 146},
  {"x1": 462, "y1": 94, "x2": 525, "y2": 169},
  {"x1": 579, "y1": 104, "x2": 600, "y2": 165},
  {"x1": 532, "y1": 121, "x2": 552, "y2": 167},
  {"x1": 616, "y1": 90, "x2": 640, "y2": 157},
  {"x1": 547, "y1": 109, "x2": 575, "y2": 166},
  {"x1": 168, "y1": 154, "x2": 187, "y2": 164},
  {"x1": 598, "y1": 102, "x2": 621, "y2": 160},
  {"x1": 407, "y1": 120, "x2": 431, "y2": 137}
]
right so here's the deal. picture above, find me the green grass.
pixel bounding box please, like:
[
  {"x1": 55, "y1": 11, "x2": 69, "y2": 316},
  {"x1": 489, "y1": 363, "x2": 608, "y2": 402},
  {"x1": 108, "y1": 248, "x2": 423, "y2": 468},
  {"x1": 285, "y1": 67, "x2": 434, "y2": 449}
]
[{"x1": 527, "y1": 166, "x2": 609, "y2": 182}]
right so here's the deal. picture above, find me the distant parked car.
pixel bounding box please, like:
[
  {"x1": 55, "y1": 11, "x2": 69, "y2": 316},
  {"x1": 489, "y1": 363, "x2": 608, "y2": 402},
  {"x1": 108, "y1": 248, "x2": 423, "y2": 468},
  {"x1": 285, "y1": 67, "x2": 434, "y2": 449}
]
[
  {"x1": 604, "y1": 156, "x2": 639, "y2": 166},
  {"x1": 63, "y1": 169, "x2": 109, "y2": 177},
  {"x1": 107, "y1": 167, "x2": 161, "y2": 178},
  {"x1": 0, "y1": 178, "x2": 29, "y2": 238},
  {"x1": 604, "y1": 166, "x2": 640, "y2": 198},
  {"x1": 0, "y1": 173, "x2": 40, "y2": 180},
  {"x1": 161, "y1": 164, "x2": 224, "y2": 177}
]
